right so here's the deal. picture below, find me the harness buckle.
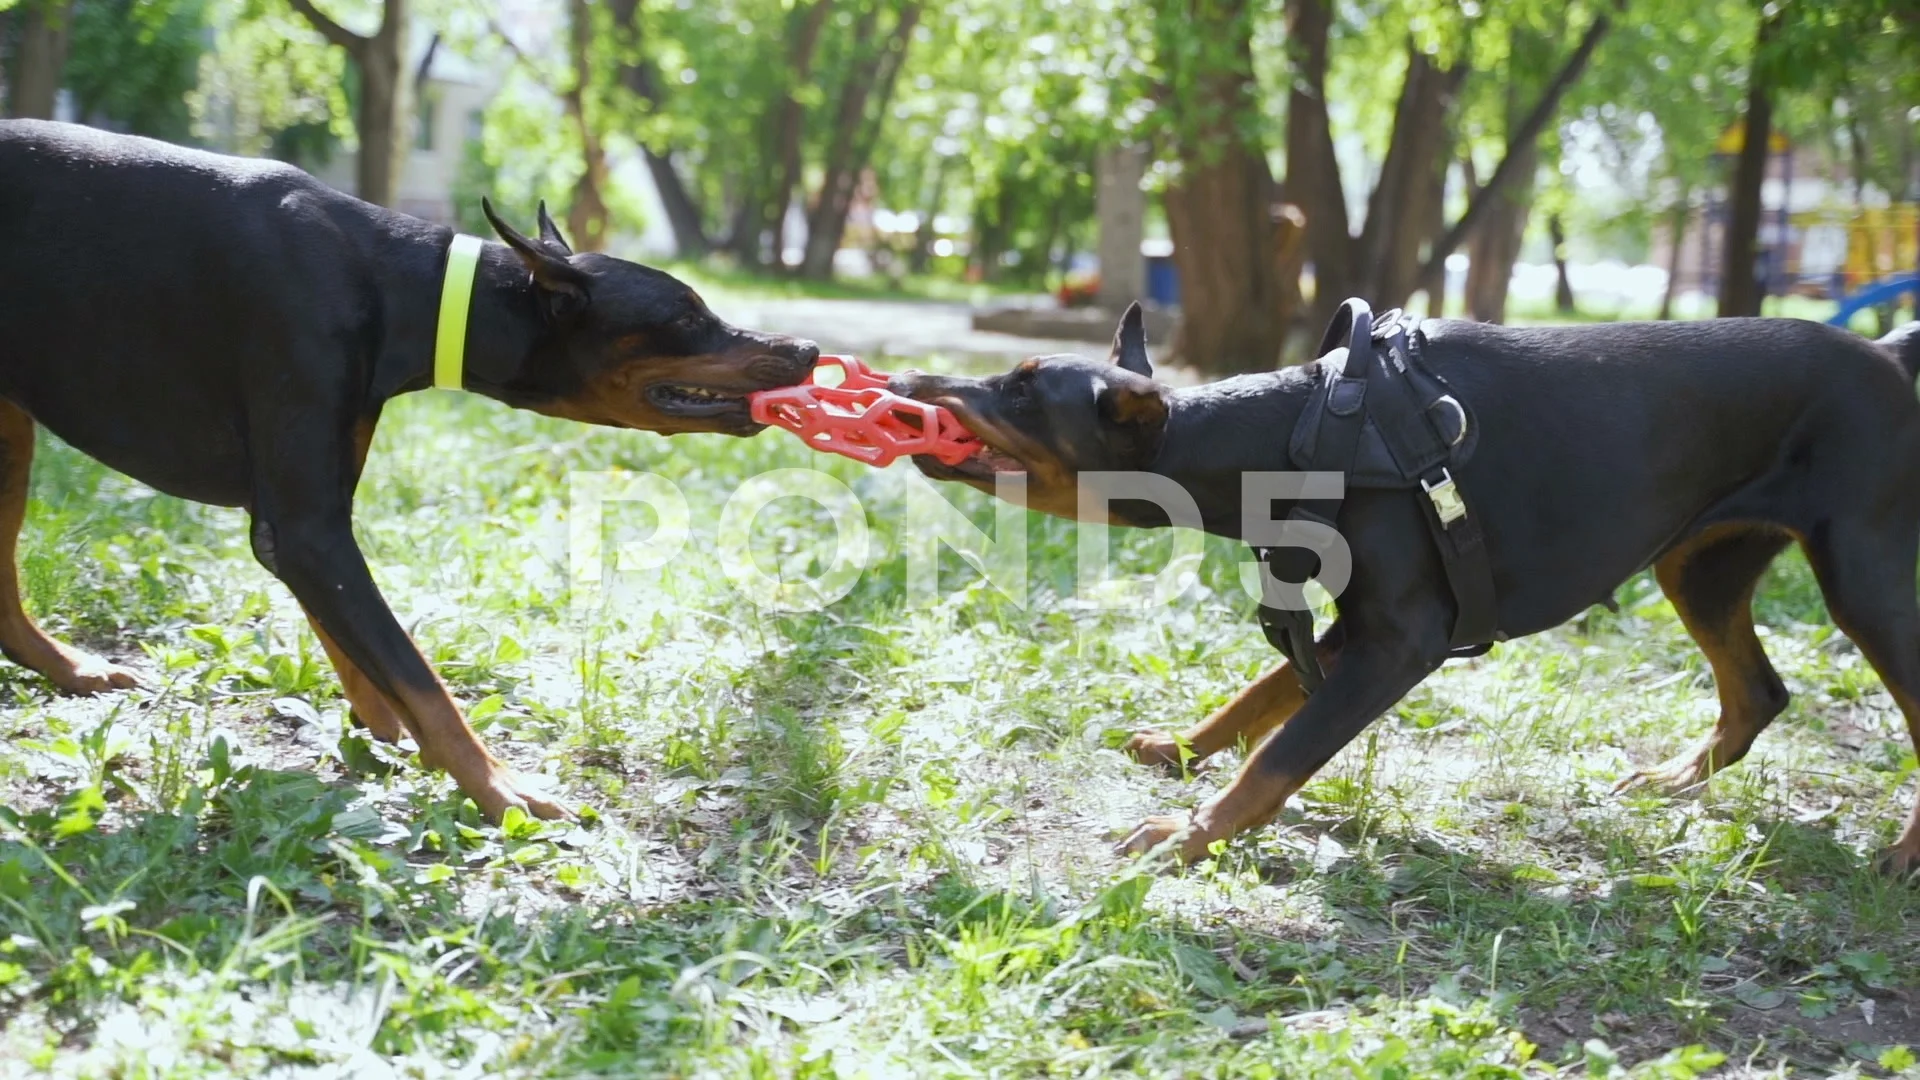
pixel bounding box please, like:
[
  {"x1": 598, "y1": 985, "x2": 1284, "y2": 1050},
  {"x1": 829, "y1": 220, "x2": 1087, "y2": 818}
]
[{"x1": 1422, "y1": 469, "x2": 1467, "y2": 525}]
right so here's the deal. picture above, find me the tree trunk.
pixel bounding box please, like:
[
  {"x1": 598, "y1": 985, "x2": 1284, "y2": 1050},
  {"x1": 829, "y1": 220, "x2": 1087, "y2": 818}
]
[
  {"x1": 287, "y1": 0, "x2": 409, "y2": 208},
  {"x1": 1036, "y1": 195, "x2": 1065, "y2": 283},
  {"x1": 1166, "y1": 153, "x2": 1286, "y2": 372},
  {"x1": 1161, "y1": 0, "x2": 1285, "y2": 373},
  {"x1": 607, "y1": 0, "x2": 709, "y2": 256},
  {"x1": 563, "y1": 0, "x2": 609, "y2": 250},
  {"x1": 1718, "y1": 14, "x2": 1775, "y2": 318},
  {"x1": 1272, "y1": 202, "x2": 1308, "y2": 331},
  {"x1": 800, "y1": 1, "x2": 920, "y2": 279},
  {"x1": 1283, "y1": 0, "x2": 1351, "y2": 329},
  {"x1": 12, "y1": 0, "x2": 75, "y2": 121},
  {"x1": 1416, "y1": 1, "x2": 1619, "y2": 287},
  {"x1": 1413, "y1": 143, "x2": 1452, "y2": 312},
  {"x1": 909, "y1": 157, "x2": 952, "y2": 274},
  {"x1": 733, "y1": 0, "x2": 832, "y2": 268},
  {"x1": 1356, "y1": 47, "x2": 1463, "y2": 307},
  {"x1": 355, "y1": 11, "x2": 407, "y2": 209},
  {"x1": 971, "y1": 176, "x2": 1016, "y2": 282},
  {"x1": 1657, "y1": 193, "x2": 1688, "y2": 321},
  {"x1": 0, "y1": 9, "x2": 10, "y2": 117},
  {"x1": 1461, "y1": 146, "x2": 1536, "y2": 324},
  {"x1": 644, "y1": 151, "x2": 708, "y2": 256},
  {"x1": 800, "y1": 2, "x2": 920, "y2": 279},
  {"x1": 1548, "y1": 213, "x2": 1576, "y2": 313}
]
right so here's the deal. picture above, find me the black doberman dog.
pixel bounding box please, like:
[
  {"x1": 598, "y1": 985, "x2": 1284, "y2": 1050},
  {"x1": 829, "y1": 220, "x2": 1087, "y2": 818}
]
[
  {"x1": 0, "y1": 120, "x2": 817, "y2": 821},
  {"x1": 894, "y1": 305, "x2": 1920, "y2": 874}
]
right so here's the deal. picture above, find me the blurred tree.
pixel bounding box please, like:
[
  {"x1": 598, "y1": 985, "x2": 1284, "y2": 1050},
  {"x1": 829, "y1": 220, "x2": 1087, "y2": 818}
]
[
  {"x1": 285, "y1": 0, "x2": 409, "y2": 206},
  {"x1": 562, "y1": 0, "x2": 606, "y2": 249},
  {"x1": 798, "y1": 0, "x2": 921, "y2": 279},
  {"x1": 64, "y1": 0, "x2": 208, "y2": 139},
  {"x1": 606, "y1": 0, "x2": 707, "y2": 255},
  {"x1": 492, "y1": 4, "x2": 609, "y2": 249},
  {"x1": 1716, "y1": 7, "x2": 1775, "y2": 317},
  {"x1": 188, "y1": 0, "x2": 348, "y2": 158},
  {"x1": 1407, "y1": 1, "x2": 1622, "y2": 312},
  {"x1": 1720, "y1": 0, "x2": 1918, "y2": 316},
  {"x1": 883, "y1": 0, "x2": 1127, "y2": 286},
  {"x1": 8, "y1": 0, "x2": 74, "y2": 119},
  {"x1": 1454, "y1": 19, "x2": 1557, "y2": 323},
  {"x1": 1154, "y1": 0, "x2": 1286, "y2": 372},
  {"x1": 1556, "y1": 0, "x2": 1752, "y2": 320},
  {"x1": 725, "y1": 0, "x2": 831, "y2": 267}
]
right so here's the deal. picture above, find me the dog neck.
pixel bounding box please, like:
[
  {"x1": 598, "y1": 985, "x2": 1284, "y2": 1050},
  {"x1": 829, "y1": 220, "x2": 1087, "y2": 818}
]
[
  {"x1": 371, "y1": 227, "x2": 548, "y2": 404},
  {"x1": 1131, "y1": 371, "x2": 1311, "y2": 538}
]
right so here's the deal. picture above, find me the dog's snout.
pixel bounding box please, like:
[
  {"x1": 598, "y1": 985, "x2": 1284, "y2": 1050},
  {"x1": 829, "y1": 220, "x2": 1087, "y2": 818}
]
[
  {"x1": 748, "y1": 339, "x2": 820, "y2": 387},
  {"x1": 888, "y1": 371, "x2": 927, "y2": 398}
]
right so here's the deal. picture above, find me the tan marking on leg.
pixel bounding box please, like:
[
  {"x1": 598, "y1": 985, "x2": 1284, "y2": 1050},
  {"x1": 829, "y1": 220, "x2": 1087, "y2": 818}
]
[
  {"x1": 1618, "y1": 526, "x2": 1787, "y2": 795},
  {"x1": 387, "y1": 670, "x2": 571, "y2": 821},
  {"x1": 1126, "y1": 661, "x2": 1306, "y2": 770},
  {"x1": 307, "y1": 410, "x2": 410, "y2": 745},
  {"x1": 0, "y1": 401, "x2": 139, "y2": 694},
  {"x1": 326, "y1": 409, "x2": 566, "y2": 822},
  {"x1": 1118, "y1": 750, "x2": 1310, "y2": 863},
  {"x1": 1882, "y1": 686, "x2": 1920, "y2": 876},
  {"x1": 305, "y1": 611, "x2": 407, "y2": 743}
]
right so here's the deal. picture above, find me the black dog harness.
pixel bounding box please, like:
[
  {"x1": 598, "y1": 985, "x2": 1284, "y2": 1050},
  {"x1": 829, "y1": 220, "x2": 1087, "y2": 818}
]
[{"x1": 1252, "y1": 298, "x2": 1499, "y2": 693}]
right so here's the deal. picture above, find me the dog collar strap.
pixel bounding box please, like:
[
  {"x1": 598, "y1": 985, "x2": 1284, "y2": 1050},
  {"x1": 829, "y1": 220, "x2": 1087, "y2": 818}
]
[{"x1": 434, "y1": 234, "x2": 485, "y2": 391}]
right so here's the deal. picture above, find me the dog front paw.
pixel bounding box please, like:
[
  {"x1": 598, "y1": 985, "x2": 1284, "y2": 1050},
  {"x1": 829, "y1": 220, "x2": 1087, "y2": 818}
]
[
  {"x1": 1122, "y1": 730, "x2": 1190, "y2": 772},
  {"x1": 1612, "y1": 757, "x2": 1710, "y2": 799},
  {"x1": 48, "y1": 649, "x2": 142, "y2": 695},
  {"x1": 1875, "y1": 840, "x2": 1920, "y2": 881},
  {"x1": 1114, "y1": 814, "x2": 1222, "y2": 863},
  {"x1": 468, "y1": 767, "x2": 576, "y2": 823}
]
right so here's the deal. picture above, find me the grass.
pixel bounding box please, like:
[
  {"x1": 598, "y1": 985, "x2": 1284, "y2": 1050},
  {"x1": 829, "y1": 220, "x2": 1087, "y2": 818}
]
[{"x1": 0, "y1": 340, "x2": 1915, "y2": 1076}]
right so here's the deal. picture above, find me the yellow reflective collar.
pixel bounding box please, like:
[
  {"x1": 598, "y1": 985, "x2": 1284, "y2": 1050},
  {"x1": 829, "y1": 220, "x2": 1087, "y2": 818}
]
[{"x1": 433, "y1": 234, "x2": 484, "y2": 390}]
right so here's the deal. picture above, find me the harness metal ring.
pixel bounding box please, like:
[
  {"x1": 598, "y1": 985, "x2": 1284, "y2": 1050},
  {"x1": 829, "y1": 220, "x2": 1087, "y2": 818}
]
[{"x1": 1431, "y1": 394, "x2": 1468, "y2": 447}]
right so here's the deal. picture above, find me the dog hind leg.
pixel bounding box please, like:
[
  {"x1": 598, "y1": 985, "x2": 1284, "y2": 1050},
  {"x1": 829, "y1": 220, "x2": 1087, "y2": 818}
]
[
  {"x1": 0, "y1": 400, "x2": 140, "y2": 694},
  {"x1": 1617, "y1": 526, "x2": 1791, "y2": 795},
  {"x1": 1798, "y1": 522, "x2": 1920, "y2": 875}
]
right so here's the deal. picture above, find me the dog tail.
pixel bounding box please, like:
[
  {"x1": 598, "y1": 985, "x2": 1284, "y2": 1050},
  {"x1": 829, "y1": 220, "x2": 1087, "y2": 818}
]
[{"x1": 1880, "y1": 322, "x2": 1920, "y2": 382}]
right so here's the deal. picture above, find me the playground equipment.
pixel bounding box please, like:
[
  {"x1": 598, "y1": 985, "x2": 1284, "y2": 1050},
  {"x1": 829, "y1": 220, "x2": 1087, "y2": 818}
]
[
  {"x1": 1695, "y1": 122, "x2": 1919, "y2": 324},
  {"x1": 1808, "y1": 205, "x2": 1920, "y2": 327},
  {"x1": 1827, "y1": 274, "x2": 1920, "y2": 328}
]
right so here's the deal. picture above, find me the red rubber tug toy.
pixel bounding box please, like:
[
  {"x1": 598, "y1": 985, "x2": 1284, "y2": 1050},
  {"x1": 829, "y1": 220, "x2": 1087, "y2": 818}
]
[{"x1": 748, "y1": 355, "x2": 982, "y2": 468}]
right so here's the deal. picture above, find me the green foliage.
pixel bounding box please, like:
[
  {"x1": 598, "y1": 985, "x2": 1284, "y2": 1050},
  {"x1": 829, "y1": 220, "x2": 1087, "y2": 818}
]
[
  {"x1": 474, "y1": 66, "x2": 585, "y2": 222},
  {"x1": 63, "y1": 0, "x2": 209, "y2": 140},
  {"x1": 187, "y1": 0, "x2": 350, "y2": 155}
]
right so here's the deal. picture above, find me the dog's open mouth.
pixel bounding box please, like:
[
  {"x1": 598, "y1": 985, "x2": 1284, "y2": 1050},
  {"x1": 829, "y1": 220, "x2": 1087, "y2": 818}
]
[
  {"x1": 909, "y1": 447, "x2": 1024, "y2": 488},
  {"x1": 646, "y1": 383, "x2": 751, "y2": 419}
]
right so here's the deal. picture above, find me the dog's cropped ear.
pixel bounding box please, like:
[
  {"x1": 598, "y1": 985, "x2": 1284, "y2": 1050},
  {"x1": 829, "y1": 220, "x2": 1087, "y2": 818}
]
[
  {"x1": 484, "y1": 197, "x2": 589, "y2": 320},
  {"x1": 1108, "y1": 302, "x2": 1152, "y2": 377},
  {"x1": 535, "y1": 200, "x2": 574, "y2": 255}
]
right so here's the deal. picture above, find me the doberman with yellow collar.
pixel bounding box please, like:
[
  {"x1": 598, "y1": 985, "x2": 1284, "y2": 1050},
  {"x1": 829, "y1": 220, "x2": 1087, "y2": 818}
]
[
  {"x1": 893, "y1": 302, "x2": 1920, "y2": 875},
  {"x1": 0, "y1": 120, "x2": 817, "y2": 820}
]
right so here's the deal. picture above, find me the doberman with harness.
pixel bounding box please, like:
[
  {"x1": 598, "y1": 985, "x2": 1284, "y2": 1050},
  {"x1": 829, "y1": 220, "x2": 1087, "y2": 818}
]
[
  {"x1": 0, "y1": 120, "x2": 818, "y2": 821},
  {"x1": 892, "y1": 301, "x2": 1920, "y2": 874}
]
